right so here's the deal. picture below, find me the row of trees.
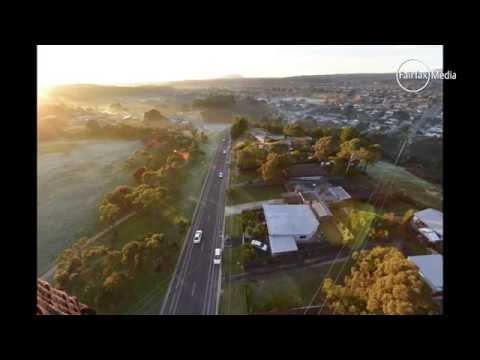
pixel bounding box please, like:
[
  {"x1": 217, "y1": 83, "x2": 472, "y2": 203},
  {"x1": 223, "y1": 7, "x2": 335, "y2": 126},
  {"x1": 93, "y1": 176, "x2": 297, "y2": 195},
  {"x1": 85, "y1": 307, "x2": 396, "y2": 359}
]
[
  {"x1": 100, "y1": 127, "x2": 203, "y2": 229},
  {"x1": 54, "y1": 232, "x2": 177, "y2": 312},
  {"x1": 321, "y1": 246, "x2": 438, "y2": 315},
  {"x1": 312, "y1": 128, "x2": 382, "y2": 175},
  {"x1": 232, "y1": 118, "x2": 383, "y2": 181}
]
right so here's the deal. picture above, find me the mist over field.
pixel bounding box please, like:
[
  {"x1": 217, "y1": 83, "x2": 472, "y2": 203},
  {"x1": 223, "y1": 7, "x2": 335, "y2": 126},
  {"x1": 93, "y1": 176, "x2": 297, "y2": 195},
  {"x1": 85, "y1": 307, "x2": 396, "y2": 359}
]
[{"x1": 37, "y1": 139, "x2": 142, "y2": 274}]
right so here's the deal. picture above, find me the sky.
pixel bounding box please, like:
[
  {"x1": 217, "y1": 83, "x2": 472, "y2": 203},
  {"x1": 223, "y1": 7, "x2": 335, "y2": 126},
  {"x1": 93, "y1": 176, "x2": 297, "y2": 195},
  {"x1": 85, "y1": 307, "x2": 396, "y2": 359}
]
[{"x1": 37, "y1": 45, "x2": 443, "y2": 92}]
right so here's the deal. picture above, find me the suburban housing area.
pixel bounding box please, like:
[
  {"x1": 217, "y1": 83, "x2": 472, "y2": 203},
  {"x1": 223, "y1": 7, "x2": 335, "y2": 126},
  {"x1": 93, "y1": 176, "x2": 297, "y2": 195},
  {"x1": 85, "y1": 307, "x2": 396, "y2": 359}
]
[{"x1": 37, "y1": 62, "x2": 443, "y2": 315}]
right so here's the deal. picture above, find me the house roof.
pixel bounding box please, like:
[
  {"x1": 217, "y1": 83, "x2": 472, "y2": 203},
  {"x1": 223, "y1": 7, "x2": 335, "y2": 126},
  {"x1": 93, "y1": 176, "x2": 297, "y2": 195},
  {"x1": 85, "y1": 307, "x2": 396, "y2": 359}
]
[
  {"x1": 408, "y1": 255, "x2": 443, "y2": 293},
  {"x1": 268, "y1": 235, "x2": 298, "y2": 255},
  {"x1": 414, "y1": 208, "x2": 443, "y2": 237},
  {"x1": 418, "y1": 227, "x2": 442, "y2": 242},
  {"x1": 37, "y1": 279, "x2": 93, "y2": 315},
  {"x1": 327, "y1": 186, "x2": 351, "y2": 201},
  {"x1": 311, "y1": 201, "x2": 333, "y2": 218},
  {"x1": 263, "y1": 204, "x2": 319, "y2": 236}
]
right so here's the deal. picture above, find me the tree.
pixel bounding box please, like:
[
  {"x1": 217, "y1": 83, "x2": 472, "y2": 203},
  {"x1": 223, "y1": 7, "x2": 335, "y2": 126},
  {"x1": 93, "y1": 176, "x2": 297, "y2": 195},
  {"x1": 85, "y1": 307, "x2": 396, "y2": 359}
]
[
  {"x1": 175, "y1": 216, "x2": 189, "y2": 234},
  {"x1": 126, "y1": 185, "x2": 170, "y2": 218},
  {"x1": 321, "y1": 246, "x2": 437, "y2": 315},
  {"x1": 249, "y1": 223, "x2": 267, "y2": 238},
  {"x1": 311, "y1": 127, "x2": 324, "y2": 139},
  {"x1": 240, "y1": 244, "x2": 257, "y2": 264},
  {"x1": 133, "y1": 167, "x2": 146, "y2": 184},
  {"x1": 340, "y1": 127, "x2": 361, "y2": 144},
  {"x1": 313, "y1": 136, "x2": 336, "y2": 161},
  {"x1": 235, "y1": 143, "x2": 266, "y2": 171},
  {"x1": 96, "y1": 271, "x2": 131, "y2": 310},
  {"x1": 99, "y1": 202, "x2": 120, "y2": 229},
  {"x1": 144, "y1": 109, "x2": 167, "y2": 123},
  {"x1": 106, "y1": 186, "x2": 133, "y2": 210},
  {"x1": 200, "y1": 131, "x2": 208, "y2": 143},
  {"x1": 231, "y1": 117, "x2": 249, "y2": 139},
  {"x1": 402, "y1": 209, "x2": 416, "y2": 225},
  {"x1": 283, "y1": 123, "x2": 306, "y2": 137},
  {"x1": 259, "y1": 152, "x2": 290, "y2": 183}
]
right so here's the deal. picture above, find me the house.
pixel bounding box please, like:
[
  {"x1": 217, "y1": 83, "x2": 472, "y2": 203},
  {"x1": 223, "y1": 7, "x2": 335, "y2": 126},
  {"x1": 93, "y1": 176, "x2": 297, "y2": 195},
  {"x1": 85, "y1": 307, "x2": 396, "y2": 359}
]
[
  {"x1": 262, "y1": 204, "x2": 320, "y2": 255},
  {"x1": 320, "y1": 186, "x2": 351, "y2": 203},
  {"x1": 411, "y1": 208, "x2": 443, "y2": 243},
  {"x1": 250, "y1": 128, "x2": 284, "y2": 144},
  {"x1": 408, "y1": 255, "x2": 443, "y2": 295}
]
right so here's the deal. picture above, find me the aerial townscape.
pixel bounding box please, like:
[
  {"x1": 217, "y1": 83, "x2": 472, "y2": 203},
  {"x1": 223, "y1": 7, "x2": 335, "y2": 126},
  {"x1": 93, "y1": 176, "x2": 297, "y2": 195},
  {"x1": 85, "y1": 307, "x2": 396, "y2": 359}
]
[{"x1": 37, "y1": 45, "x2": 443, "y2": 316}]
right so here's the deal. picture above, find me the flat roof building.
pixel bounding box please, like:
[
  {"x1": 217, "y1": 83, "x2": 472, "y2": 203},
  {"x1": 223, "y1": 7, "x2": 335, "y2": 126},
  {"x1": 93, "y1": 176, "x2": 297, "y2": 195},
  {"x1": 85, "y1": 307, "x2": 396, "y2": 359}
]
[
  {"x1": 412, "y1": 208, "x2": 443, "y2": 238},
  {"x1": 411, "y1": 208, "x2": 443, "y2": 243},
  {"x1": 263, "y1": 204, "x2": 320, "y2": 255},
  {"x1": 408, "y1": 254, "x2": 443, "y2": 294}
]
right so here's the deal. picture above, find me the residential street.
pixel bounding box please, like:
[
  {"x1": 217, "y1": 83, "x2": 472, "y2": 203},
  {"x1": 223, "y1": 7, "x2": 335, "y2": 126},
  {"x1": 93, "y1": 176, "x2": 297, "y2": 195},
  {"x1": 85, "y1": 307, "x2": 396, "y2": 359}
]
[{"x1": 160, "y1": 131, "x2": 230, "y2": 315}]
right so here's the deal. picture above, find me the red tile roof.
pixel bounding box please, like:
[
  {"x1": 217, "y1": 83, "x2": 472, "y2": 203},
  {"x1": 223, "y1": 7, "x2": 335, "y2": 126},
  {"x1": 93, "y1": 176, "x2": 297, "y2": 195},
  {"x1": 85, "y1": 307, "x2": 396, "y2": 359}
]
[{"x1": 37, "y1": 279, "x2": 95, "y2": 315}]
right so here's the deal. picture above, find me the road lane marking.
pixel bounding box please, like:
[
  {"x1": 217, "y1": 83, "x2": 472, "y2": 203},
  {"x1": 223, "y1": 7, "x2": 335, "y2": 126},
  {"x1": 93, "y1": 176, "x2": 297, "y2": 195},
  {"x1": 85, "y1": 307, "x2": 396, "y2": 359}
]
[
  {"x1": 162, "y1": 130, "x2": 228, "y2": 315},
  {"x1": 163, "y1": 138, "x2": 222, "y2": 314}
]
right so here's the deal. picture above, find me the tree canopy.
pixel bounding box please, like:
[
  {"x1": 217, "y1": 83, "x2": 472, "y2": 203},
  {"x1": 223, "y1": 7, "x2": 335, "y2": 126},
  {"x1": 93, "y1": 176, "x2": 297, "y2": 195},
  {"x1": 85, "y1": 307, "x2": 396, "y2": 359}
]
[
  {"x1": 283, "y1": 123, "x2": 306, "y2": 137},
  {"x1": 231, "y1": 117, "x2": 249, "y2": 140},
  {"x1": 321, "y1": 246, "x2": 437, "y2": 315}
]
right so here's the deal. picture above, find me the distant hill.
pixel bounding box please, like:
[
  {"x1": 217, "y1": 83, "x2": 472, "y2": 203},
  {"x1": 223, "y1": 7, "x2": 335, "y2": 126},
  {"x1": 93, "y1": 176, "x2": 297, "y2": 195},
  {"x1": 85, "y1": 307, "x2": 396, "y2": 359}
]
[
  {"x1": 46, "y1": 73, "x2": 401, "y2": 100},
  {"x1": 220, "y1": 74, "x2": 244, "y2": 79},
  {"x1": 47, "y1": 84, "x2": 175, "y2": 101}
]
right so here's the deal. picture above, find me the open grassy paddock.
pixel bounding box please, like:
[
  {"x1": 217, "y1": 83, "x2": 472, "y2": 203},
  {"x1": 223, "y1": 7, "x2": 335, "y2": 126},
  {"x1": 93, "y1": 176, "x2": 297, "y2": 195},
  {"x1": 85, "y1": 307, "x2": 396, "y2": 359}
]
[{"x1": 220, "y1": 259, "x2": 351, "y2": 314}]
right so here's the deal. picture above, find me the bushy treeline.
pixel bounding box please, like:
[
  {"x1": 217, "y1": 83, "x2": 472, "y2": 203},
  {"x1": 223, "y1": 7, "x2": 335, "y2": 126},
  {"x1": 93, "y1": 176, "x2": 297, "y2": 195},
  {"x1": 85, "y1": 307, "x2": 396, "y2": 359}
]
[
  {"x1": 231, "y1": 118, "x2": 382, "y2": 183},
  {"x1": 54, "y1": 232, "x2": 178, "y2": 313},
  {"x1": 54, "y1": 126, "x2": 205, "y2": 312}
]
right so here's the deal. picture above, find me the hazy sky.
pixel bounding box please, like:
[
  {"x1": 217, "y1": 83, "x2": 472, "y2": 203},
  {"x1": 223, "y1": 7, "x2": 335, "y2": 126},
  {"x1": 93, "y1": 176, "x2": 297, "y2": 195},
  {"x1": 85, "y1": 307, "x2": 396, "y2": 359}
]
[{"x1": 37, "y1": 45, "x2": 443, "y2": 90}]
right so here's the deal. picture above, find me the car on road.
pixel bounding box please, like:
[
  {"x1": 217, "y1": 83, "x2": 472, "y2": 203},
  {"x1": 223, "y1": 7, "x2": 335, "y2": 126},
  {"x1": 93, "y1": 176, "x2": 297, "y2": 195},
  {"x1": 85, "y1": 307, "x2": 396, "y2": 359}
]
[
  {"x1": 218, "y1": 171, "x2": 223, "y2": 178},
  {"x1": 223, "y1": 150, "x2": 227, "y2": 154},
  {"x1": 250, "y1": 240, "x2": 268, "y2": 252},
  {"x1": 213, "y1": 248, "x2": 222, "y2": 264},
  {"x1": 193, "y1": 230, "x2": 203, "y2": 244}
]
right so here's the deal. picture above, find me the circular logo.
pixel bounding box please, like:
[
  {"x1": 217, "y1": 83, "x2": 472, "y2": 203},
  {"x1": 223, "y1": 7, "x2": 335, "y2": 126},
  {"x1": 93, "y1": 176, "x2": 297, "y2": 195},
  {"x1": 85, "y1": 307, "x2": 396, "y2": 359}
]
[{"x1": 396, "y1": 59, "x2": 431, "y2": 93}]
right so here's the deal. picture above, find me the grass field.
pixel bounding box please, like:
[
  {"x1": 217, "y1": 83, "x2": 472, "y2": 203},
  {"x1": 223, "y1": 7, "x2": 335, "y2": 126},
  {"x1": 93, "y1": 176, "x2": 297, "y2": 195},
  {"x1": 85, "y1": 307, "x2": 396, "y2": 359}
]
[
  {"x1": 231, "y1": 169, "x2": 260, "y2": 186},
  {"x1": 227, "y1": 185, "x2": 285, "y2": 206},
  {"x1": 220, "y1": 259, "x2": 351, "y2": 314},
  {"x1": 225, "y1": 215, "x2": 243, "y2": 238},
  {"x1": 366, "y1": 161, "x2": 442, "y2": 210},
  {"x1": 321, "y1": 201, "x2": 377, "y2": 249},
  {"x1": 37, "y1": 138, "x2": 142, "y2": 274},
  {"x1": 220, "y1": 281, "x2": 249, "y2": 315},
  {"x1": 222, "y1": 246, "x2": 244, "y2": 276}
]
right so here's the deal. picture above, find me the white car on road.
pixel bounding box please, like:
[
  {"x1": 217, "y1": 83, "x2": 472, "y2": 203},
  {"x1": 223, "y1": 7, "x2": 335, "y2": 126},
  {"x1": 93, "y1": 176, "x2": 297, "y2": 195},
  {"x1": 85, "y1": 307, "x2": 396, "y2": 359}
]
[
  {"x1": 218, "y1": 171, "x2": 223, "y2": 179},
  {"x1": 213, "y1": 248, "x2": 222, "y2": 264},
  {"x1": 251, "y1": 240, "x2": 268, "y2": 252},
  {"x1": 193, "y1": 230, "x2": 203, "y2": 244},
  {"x1": 223, "y1": 150, "x2": 227, "y2": 154}
]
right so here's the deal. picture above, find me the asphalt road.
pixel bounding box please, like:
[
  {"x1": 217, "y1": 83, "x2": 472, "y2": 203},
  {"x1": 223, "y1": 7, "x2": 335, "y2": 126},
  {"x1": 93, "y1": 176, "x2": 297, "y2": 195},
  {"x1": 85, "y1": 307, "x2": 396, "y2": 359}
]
[{"x1": 160, "y1": 130, "x2": 230, "y2": 315}]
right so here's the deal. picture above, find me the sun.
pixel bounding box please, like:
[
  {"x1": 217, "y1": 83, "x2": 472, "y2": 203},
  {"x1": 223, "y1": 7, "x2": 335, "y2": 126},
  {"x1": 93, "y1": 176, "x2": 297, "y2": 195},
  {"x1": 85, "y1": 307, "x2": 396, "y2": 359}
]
[{"x1": 37, "y1": 82, "x2": 52, "y2": 98}]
